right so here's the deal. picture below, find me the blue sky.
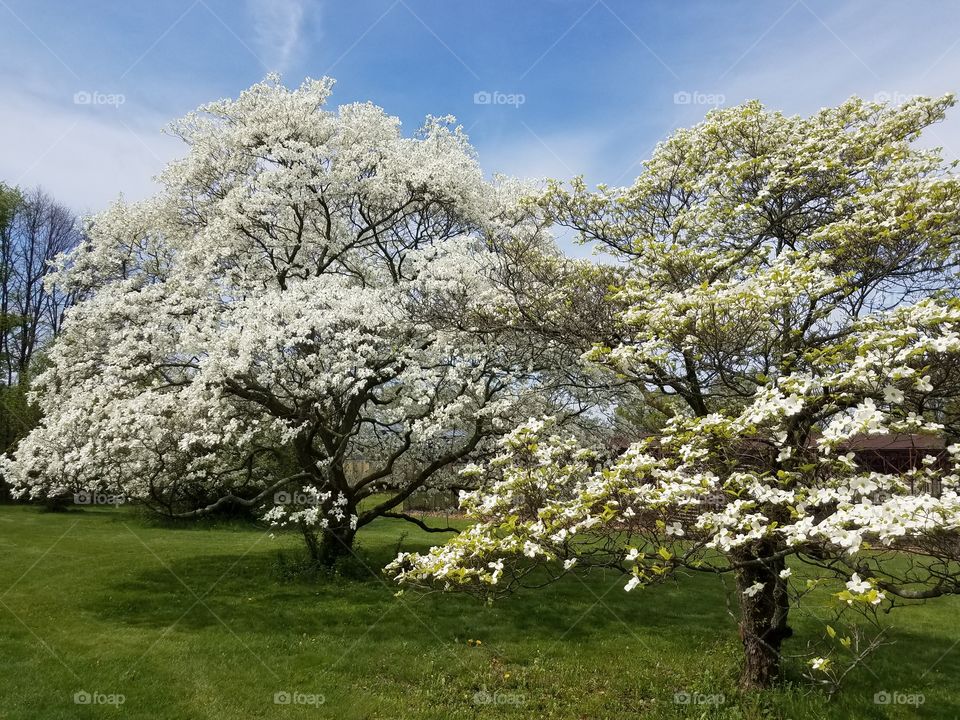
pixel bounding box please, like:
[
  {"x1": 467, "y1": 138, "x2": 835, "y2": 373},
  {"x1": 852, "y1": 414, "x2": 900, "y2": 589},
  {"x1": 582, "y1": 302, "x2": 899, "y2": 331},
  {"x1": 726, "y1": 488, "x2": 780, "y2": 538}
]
[{"x1": 3, "y1": 0, "x2": 960, "y2": 230}]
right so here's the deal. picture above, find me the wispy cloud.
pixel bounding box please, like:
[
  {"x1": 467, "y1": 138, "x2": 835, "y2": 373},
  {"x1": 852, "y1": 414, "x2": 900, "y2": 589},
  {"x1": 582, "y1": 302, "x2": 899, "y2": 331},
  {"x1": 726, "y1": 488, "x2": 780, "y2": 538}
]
[
  {"x1": 246, "y1": 0, "x2": 308, "y2": 74},
  {"x1": 0, "y1": 88, "x2": 180, "y2": 215}
]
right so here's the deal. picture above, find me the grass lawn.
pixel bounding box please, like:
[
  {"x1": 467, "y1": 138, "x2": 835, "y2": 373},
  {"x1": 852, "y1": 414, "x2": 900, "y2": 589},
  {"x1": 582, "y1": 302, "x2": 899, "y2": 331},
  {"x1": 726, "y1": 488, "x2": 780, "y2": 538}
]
[{"x1": 1, "y1": 505, "x2": 959, "y2": 719}]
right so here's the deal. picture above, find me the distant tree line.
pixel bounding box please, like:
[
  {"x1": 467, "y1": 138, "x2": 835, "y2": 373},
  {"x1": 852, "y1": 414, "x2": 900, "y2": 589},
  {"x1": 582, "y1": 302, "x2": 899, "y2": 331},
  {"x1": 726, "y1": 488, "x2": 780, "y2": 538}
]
[{"x1": 0, "y1": 183, "x2": 81, "y2": 501}]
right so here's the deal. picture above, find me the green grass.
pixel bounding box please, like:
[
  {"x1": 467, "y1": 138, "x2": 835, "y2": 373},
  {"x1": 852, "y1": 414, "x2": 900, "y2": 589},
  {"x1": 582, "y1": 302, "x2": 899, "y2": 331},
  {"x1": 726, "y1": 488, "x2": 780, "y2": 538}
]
[{"x1": 1, "y1": 505, "x2": 959, "y2": 719}]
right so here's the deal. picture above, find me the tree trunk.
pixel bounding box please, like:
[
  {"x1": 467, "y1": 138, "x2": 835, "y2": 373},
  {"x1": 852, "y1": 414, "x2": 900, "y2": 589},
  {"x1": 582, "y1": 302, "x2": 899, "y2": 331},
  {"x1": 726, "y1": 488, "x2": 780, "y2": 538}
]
[
  {"x1": 735, "y1": 547, "x2": 792, "y2": 689},
  {"x1": 302, "y1": 521, "x2": 357, "y2": 568}
]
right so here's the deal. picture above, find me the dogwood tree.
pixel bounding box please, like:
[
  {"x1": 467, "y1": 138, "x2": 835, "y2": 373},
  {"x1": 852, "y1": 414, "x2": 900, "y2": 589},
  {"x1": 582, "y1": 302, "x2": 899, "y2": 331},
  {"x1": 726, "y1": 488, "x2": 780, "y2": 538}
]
[
  {"x1": 2, "y1": 76, "x2": 571, "y2": 566},
  {"x1": 390, "y1": 95, "x2": 960, "y2": 688}
]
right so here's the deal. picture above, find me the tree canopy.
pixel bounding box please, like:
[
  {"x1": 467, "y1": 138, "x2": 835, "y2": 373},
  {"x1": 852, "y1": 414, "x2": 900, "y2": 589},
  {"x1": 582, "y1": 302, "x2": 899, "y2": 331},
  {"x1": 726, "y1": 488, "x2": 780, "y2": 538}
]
[
  {"x1": 2, "y1": 77, "x2": 583, "y2": 563},
  {"x1": 390, "y1": 95, "x2": 960, "y2": 688}
]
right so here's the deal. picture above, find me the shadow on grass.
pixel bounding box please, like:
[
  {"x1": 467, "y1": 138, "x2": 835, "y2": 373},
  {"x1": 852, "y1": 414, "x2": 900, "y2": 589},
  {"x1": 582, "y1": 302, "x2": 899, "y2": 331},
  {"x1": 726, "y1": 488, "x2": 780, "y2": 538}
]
[
  {"x1": 13, "y1": 505, "x2": 960, "y2": 718},
  {"x1": 72, "y1": 510, "x2": 960, "y2": 717},
  {"x1": 84, "y1": 539, "x2": 737, "y2": 653}
]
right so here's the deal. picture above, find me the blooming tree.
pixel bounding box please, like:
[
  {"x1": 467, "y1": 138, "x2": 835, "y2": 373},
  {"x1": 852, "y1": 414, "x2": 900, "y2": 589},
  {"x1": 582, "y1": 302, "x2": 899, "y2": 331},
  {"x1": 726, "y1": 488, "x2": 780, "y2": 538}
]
[
  {"x1": 390, "y1": 96, "x2": 960, "y2": 687},
  {"x1": 2, "y1": 77, "x2": 571, "y2": 565}
]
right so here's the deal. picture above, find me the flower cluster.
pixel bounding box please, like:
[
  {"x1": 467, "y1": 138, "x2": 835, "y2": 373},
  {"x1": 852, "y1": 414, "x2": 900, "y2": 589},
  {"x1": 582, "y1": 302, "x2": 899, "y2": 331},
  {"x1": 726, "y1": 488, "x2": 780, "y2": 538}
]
[{"x1": 2, "y1": 76, "x2": 559, "y2": 539}]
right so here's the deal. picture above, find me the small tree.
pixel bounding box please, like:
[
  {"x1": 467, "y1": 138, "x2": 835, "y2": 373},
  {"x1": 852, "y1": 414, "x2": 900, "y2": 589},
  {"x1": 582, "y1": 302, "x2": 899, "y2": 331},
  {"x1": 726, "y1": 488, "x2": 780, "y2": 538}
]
[
  {"x1": 3, "y1": 77, "x2": 564, "y2": 565},
  {"x1": 390, "y1": 96, "x2": 960, "y2": 688}
]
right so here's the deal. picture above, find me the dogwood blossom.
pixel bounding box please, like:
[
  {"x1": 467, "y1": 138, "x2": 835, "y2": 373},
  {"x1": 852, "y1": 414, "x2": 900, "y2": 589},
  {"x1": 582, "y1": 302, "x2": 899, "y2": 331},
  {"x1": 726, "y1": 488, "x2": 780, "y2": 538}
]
[
  {"x1": 390, "y1": 95, "x2": 960, "y2": 689},
  {"x1": 2, "y1": 76, "x2": 564, "y2": 565}
]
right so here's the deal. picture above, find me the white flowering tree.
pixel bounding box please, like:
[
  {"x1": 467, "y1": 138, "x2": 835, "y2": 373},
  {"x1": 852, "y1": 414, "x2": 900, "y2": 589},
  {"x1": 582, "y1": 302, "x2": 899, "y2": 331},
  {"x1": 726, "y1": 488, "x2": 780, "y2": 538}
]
[
  {"x1": 390, "y1": 96, "x2": 960, "y2": 688},
  {"x1": 2, "y1": 77, "x2": 570, "y2": 566}
]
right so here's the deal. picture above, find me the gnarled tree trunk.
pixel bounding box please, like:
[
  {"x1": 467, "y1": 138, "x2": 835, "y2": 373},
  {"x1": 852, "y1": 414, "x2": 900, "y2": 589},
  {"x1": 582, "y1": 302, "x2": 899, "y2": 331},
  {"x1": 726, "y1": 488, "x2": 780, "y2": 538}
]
[
  {"x1": 734, "y1": 544, "x2": 792, "y2": 689},
  {"x1": 302, "y1": 519, "x2": 357, "y2": 568}
]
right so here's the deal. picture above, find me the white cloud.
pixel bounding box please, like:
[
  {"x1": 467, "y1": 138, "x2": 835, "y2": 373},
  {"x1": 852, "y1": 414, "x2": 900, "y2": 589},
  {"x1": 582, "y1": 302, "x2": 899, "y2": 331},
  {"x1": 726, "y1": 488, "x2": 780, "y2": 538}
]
[
  {"x1": 475, "y1": 124, "x2": 622, "y2": 187},
  {"x1": 710, "y1": 9, "x2": 960, "y2": 160},
  {"x1": 246, "y1": 0, "x2": 308, "y2": 74},
  {"x1": 0, "y1": 89, "x2": 181, "y2": 215}
]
